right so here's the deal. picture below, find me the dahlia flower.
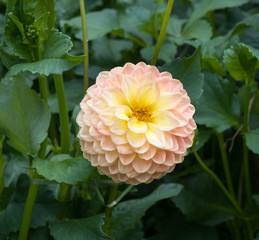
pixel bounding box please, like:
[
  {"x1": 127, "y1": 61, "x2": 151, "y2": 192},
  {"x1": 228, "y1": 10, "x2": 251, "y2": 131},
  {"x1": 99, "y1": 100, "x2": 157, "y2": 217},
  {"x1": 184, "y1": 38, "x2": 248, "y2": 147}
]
[{"x1": 76, "y1": 62, "x2": 196, "y2": 185}]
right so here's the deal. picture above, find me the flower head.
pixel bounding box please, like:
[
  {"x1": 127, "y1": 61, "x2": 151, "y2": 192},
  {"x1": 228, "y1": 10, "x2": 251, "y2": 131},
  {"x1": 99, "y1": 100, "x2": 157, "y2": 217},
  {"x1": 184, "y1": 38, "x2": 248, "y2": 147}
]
[{"x1": 76, "y1": 62, "x2": 196, "y2": 185}]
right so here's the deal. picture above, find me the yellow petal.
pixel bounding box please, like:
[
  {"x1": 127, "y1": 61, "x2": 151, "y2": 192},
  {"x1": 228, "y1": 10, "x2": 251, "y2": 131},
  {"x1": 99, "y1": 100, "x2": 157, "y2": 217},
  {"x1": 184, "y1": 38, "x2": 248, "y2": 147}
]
[
  {"x1": 149, "y1": 93, "x2": 182, "y2": 112},
  {"x1": 127, "y1": 130, "x2": 146, "y2": 148},
  {"x1": 115, "y1": 105, "x2": 133, "y2": 120},
  {"x1": 110, "y1": 118, "x2": 128, "y2": 135},
  {"x1": 150, "y1": 111, "x2": 180, "y2": 131},
  {"x1": 121, "y1": 75, "x2": 138, "y2": 108},
  {"x1": 145, "y1": 123, "x2": 165, "y2": 148},
  {"x1": 102, "y1": 87, "x2": 127, "y2": 107},
  {"x1": 137, "y1": 78, "x2": 160, "y2": 108},
  {"x1": 128, "y1": 118, "x2": 147, "y2": 133}
]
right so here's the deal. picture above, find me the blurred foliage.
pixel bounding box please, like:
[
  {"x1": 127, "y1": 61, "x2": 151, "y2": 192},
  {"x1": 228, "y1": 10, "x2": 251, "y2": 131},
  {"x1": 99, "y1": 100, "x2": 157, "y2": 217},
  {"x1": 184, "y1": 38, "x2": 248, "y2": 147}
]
[{"x1": 0, "y1": 0, "x2": 259, "y2": 239}]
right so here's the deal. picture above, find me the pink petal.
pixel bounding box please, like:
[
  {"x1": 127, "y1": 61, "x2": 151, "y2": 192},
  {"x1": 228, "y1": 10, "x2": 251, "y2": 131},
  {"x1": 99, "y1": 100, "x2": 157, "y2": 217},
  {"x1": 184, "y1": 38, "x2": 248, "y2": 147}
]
[
  {"x1": 119, "y1": 153, "x2": 136, "y2": 165},
  {"x1": 152, "y1": 150, "x2": 166, "y2": 164},
  {"x1": 132, "y1": 157, "x2": 152, "y2": 173}
]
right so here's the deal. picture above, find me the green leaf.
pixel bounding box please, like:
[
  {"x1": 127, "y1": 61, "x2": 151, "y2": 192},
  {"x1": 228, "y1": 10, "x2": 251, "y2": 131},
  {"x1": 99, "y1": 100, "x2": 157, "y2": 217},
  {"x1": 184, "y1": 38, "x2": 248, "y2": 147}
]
[
  {"x1": 33, "y1": 154, "x2": 97, "y2": 184},
  {"x1": 201, "y1": 57, "x2": 226, "y2": 76},
  {"x1": 189, "y1": 0, "x2": 248, "y2": 23},
  {"x1": 0, "y1": 135, "x2": 5, "y2": 197},
  {"x1": 179, "y1": 19, "x2": 212, "y2": 44},
  {"x1": 3, "y1": 0, "x2": 35, "y2": 60},
  {"x1": 61, "y1": 9, "x2": 120, "y2": 41},
  {"x1": 0, "y1": 76, "x2": 50, "y2": 156},
  {"x1": 159, "y1": 46, "x2": 204, "y2": 105},
  {"x1": 171, "y1": 172, "x2": 233, "y2": 226},
  {"x1": 10, "y1": 54, "x2": 85, "y2": 76},
  {"x1": 223, "y1": 42, "x2": 259, "y2": 83},
  {"x1": 49, "y1": 214, "x2": 111, "y2": 240},
  {"x1": 140, "y1": 40, "x2": 177, "y2": 63},
  {"x1": 245, "y1": 128, "x2": 259, "y2": 154},
  {"x1": 24, "y1": 0, "x2": 56, "y2": 35},
  {"x1": 42, "y1": 29, "x2": 73, "y2": 58},
  {"x1": 110, "y1": 183, "x2": 183, "y2": 237},
  {"x1": 195, "y1": 73, "x2": 240, "y2": 132},
  {"x1": 92, "y1": 37, "x2": 133, "y2": 65}
]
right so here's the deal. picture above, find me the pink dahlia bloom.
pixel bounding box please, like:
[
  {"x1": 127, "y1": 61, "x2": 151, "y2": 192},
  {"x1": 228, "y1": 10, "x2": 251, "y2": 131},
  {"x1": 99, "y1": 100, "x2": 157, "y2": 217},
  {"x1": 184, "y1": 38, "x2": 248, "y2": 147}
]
[{"x1": 76, "y1": 62, "x2": 196, "y2": 185}]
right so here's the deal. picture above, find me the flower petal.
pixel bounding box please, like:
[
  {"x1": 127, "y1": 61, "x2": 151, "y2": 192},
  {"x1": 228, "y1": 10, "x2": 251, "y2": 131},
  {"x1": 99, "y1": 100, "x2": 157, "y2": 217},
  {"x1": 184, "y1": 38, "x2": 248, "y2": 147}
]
[
  {"x1": 128, "y1": 118, "x2": 147, "y2": 133},
  {"x1": 115, "y1": 105, "x2": 133, "y2": 120},
  {"x1": 145, "y1": 123, "x2": 165, "y2": 148},
  {"x1": 110, "y1": 118, "x2": 128, "y2": 135},
  {"x1": 150, "y1": 111, "x2": 179, "y2": 131},
  {"x1": 121, "y1": 75, "x2": 138, "y2": 108},
  {"x1": 149, "y1": 93, "x2": 182, "y2": 112},
  {"x1": 132, "y1": 157, "x2": 152, "y2": 173},
  {"x1": 137, "y1": 78, "x2": 160, "y2": 108},
  {"x1": 102, "y1": 87, "x2": 127, "y2": 107},
  {"x1": 127, "y1": 130, "x2": 146, "y2": 148},
  {"x1": 119, "y1": 153, "x2": 136, "y2": 165}
]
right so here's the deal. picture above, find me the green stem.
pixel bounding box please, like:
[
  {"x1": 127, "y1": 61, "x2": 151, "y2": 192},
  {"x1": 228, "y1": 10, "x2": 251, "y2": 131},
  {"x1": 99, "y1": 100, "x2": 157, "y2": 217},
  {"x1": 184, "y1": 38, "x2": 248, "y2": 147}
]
[
  {"x1": 38, "y1": 74, "x2": 48, "y2": 159},
  {"x1": 53, "y1": 74, "x2": 70, "y2": 154},
  {"x1": 18, "y1": 184, "x2": 40, "y2": 240},
  {"x1": 217, "y1": 132, "x2": 235, "y2": 198},
  {"x1": 38, "y1": 74, "x2": 48, "y2": 102},
  {"x1": 104, "y1": 184, "x2": 118, "y2": 234},
  {"x1": 0, "y1": 134, "x2": 2, "y2": 162},
  {"x1": 193, "y1": 149, "x2": 242, "y2": 214},
  {"x1": 59, "y1": 183, "x2": 72, "y2": 201},
  {"x1": 79, "y1": 0, "x2": 89, "y2": 93},
  {"x1": 151, "y1": 0, "x2": 174, "y2": 65},
  {"x1": 242, "y1": 84, "x2": 252, "y2": 204}
]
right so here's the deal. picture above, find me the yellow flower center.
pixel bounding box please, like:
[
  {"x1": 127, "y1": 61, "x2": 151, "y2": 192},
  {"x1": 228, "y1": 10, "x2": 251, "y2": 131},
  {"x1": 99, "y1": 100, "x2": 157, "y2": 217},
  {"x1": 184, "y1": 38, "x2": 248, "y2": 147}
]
[{"x1": 132, "y1": 108, "x2": 151, "y2": 122}]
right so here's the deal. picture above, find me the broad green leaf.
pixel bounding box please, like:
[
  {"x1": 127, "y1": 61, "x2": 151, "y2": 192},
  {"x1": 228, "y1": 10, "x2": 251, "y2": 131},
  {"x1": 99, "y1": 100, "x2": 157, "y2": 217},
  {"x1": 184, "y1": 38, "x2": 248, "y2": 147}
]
[
  {"x1": 42, "y1": 29, "x2": 73, "y2": 58},
  {"x1": 223, "y1": 42, "x2": 259, "y2": 83},
  {"x1": 195, "y1": 73, "x2": 240, "y2": 132},
  {"x1": 245, "y1": 128, "x2": 259, "y2": 154},
  {"x1": 10, "y1": 54, "x2": 85, "y2": 76},
  {"x1": 140, "y1": 40, "x2": 177, "y2": 63},
  {"x1": 201, "y1": 57, "x2": 226, "y2": 76},
  {"x1": 0, "y1": 77, "x2": 50, "y2": 156},
  {"x1": 159, "y1": 46, "x2": 204, "y2": 105},
  {"x1": 92, "y1": 37, "x2": 133, "y2": 65},
  {"x1": 189, "y1": 0, "x2": 248, "y2": 24},
  {"x1": 49, "y1": 214, "x2": 111, "y2": 240},
  {"x1": 177, "y1": 19, "x2": 212, "y2": 45},
  {"x1": 110, "y1": 183, "x2": 183, "y2": 238},
  {"x1": 33, "y1": 154, "x2": 97, "y2": 185},
  {"x1": 0, "y1": 175, "x2": 64, "y2": 235},
  {"x1": 61, "y1": 9, "x2": 120, "y2": 41},
  {"x1": 171, "y1": 172, "x2": 233, "y2": 226}
]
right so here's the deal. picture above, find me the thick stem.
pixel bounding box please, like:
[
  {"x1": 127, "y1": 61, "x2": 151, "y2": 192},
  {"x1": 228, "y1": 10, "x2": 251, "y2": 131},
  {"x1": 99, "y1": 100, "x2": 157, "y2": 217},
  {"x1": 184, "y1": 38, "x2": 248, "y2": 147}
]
[
  {"x1": 18, "y1": 184, "x2": 40, "y2": 240},
  {"x1": 104, "y1": 184, "x2": 118, "y2": 234},
  {"x1": 217, "y1": 132, "x2": 235, "y2": 198},
  {"x1": 59, "y1": 183, "x2": 72, "y2": 201},
  {"x1": 242, "y1": 84, "x2": 252, "y2": 204},
  {"x1": 193, "y1": 149, "x2": 242, "y2": 214},
  {"x1": 151, "y1": 0, "x2": 174, "y2": 65},
  {"x1": 79, "y1": 0, "x2": 89, "y2": 93},
  {"x1": 53, "y1": 74, "x2": 70, "y2": 154}
]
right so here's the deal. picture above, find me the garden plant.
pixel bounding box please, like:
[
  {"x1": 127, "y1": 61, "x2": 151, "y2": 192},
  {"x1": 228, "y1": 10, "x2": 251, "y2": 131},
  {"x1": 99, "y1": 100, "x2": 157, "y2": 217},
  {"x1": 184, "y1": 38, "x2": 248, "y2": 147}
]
[{"x1": 0, "y1": 0, "x2": 259, "y2": 239}]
